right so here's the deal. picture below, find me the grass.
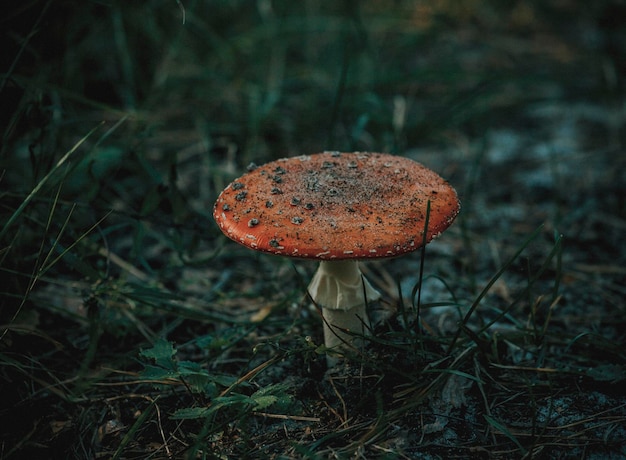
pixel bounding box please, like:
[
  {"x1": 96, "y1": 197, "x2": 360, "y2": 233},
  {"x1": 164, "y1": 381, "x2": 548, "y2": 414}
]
[{"x1": 2, "y1": 1, "x2": 625, "y2": 458}]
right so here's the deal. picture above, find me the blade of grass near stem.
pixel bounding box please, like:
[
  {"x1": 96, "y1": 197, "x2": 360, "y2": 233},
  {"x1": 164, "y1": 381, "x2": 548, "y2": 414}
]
[{"x1": 413, "y1": 200, "x2": 431, "y2": 332}]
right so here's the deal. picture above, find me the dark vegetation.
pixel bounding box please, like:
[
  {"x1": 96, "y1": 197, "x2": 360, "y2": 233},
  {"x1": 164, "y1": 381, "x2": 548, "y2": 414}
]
[{"x1": 1, "y1": 1, "x2": 625, "y2": 458}]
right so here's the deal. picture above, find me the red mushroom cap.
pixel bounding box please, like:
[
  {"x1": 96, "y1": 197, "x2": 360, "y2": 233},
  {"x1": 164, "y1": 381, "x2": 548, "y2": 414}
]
[{"x1": 213, "y1": 152, "x2": 459, "y2": 260}]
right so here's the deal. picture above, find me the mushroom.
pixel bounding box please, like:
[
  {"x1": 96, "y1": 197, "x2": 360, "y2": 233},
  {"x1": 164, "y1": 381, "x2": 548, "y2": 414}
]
[{"x1": 213, "y1": 152, "x2": 460, "y2": 363}]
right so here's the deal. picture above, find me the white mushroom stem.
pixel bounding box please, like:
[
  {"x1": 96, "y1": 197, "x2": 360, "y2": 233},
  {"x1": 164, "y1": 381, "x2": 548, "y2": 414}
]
[{"x1": 307, "y1": 260, "x2": 381, "y2": 357}]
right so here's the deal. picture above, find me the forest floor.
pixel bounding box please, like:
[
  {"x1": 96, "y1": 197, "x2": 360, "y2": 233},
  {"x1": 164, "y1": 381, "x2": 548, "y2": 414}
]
[{"x1": 1, "y1": 1, "x2": 625, "y2": 459}]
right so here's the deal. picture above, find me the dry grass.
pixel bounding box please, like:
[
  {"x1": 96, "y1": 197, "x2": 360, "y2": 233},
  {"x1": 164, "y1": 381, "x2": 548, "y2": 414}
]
[{"x1": 1, "y1": 1, "x2": 625, "y2": 458}]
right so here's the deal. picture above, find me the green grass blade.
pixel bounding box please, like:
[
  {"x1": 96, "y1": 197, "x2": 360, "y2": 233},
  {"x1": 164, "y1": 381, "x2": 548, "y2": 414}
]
[
  {"x1": 0, "y1": 123, "x2": 102, "y2": 241},
  {"x1": 447, "y1": 225, "x2": 544, "y2": 354},
  {"x1": 484, "y1": 414, "x2": 528, "y2": 455},
  {"x1": 111, "y1": 399, "x2": 156, "y2": 460}
]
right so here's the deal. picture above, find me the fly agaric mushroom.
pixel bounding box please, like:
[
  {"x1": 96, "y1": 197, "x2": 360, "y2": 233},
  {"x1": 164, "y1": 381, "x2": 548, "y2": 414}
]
[{"x1": 213, "y1": 151, "x2": 459, "y2": 362}]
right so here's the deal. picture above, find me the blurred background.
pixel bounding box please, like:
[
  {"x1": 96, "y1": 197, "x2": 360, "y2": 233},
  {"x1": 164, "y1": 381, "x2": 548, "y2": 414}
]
[{"x1": 1, "y1": 1, "x2": 625, "y2": 458}]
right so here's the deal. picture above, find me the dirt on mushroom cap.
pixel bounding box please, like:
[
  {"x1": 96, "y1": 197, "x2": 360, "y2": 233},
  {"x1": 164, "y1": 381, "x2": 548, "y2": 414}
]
[{"x1": 213, "y1": 152, "x2": 460, "y2": 260}]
